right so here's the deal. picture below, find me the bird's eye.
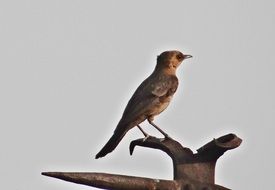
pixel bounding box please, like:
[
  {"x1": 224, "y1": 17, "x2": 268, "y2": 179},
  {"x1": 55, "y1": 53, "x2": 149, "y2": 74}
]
[{"x1": 176, "y1": 54, "x2": 183, "y2": 60}]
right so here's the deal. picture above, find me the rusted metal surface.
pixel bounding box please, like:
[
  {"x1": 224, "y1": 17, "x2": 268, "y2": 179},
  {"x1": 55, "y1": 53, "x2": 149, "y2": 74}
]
[
  {"x1": 42, "y1": 172, "x2": 230, "y2": 190},
  {"x1": 42, "y1": 133, "x2": 241, "y2": 190},
  {"x1": 130, "y1": 133, "x2": 242, "y2": 184},
  {"x1": 42, "y1": 172, "x2": 178, "y2": 190}
]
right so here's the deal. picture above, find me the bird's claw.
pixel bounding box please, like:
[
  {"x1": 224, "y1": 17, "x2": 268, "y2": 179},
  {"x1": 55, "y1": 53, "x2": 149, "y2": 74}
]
[
  {"x1": 164, "y1": 134, "x2": 172, "y2": 140},
  {"x1": 142, "y1": 135, "x2": 150, "y2": 142}
]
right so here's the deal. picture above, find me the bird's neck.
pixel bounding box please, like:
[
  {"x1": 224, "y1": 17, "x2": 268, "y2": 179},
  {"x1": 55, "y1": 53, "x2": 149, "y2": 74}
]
[
  {"x1": 154, "y1": 67, "x2": 177, "y2": 76},
  {"x1": 153, "y1": 69, "x2": 176, "y2": 76},
  {"x1": 164, "y1": 68, "x2": 177, "y2": 75},
  {"x1": 154, "y1": 61, "x2": 178, "y2": 76}
]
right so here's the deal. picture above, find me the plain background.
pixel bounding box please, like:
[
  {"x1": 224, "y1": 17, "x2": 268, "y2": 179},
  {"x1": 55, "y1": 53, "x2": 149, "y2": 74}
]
[{"x1": 1, "y1": 0, "x2": 274, "y2": 189}]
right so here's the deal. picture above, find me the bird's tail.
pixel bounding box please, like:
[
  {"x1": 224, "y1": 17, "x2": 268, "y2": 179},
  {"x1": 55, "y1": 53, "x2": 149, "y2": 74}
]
[{"x1": 95, "y1": 127, "x2": 127, "y2": 159}]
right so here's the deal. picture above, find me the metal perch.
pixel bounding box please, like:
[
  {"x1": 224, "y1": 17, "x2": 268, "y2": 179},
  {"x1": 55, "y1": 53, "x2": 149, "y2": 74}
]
[{"x1": 42, "y1": 133, "x2": 242, "y2": 190}]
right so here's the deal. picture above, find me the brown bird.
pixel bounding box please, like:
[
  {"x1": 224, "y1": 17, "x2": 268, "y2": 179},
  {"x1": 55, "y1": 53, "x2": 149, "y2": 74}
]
[{"x1": 95, "y1": 50, "x2": 192, "y2": 159}]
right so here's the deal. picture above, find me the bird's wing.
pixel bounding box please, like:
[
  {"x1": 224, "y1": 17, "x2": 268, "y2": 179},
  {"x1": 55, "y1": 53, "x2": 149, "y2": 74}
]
[
  {"x1": 151, "y1": 79, "x2": 171, "y2": 97},
  {"x1": 118, "y1": 74, "x2": 178, "y2": 125}
]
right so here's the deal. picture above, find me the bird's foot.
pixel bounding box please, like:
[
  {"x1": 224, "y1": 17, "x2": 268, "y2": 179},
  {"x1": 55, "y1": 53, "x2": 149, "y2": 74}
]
[
  {"x1": 142, "y1": 135, "x2": 150, "y2": 142},
  {"x1": 164, "y1": 134, "x2": 173, "y2": 140}
]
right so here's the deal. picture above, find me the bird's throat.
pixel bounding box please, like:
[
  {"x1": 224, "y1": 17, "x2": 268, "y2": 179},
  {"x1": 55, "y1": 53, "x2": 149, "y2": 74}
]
[{"x1": 162, "y1": 67, "x2": 177, "y2": 76}]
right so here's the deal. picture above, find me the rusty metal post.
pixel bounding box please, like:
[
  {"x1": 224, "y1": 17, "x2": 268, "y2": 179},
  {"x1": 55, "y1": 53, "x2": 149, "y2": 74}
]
[{"x1": 42, "y1": 133, "x2": 242, "y2": 190}]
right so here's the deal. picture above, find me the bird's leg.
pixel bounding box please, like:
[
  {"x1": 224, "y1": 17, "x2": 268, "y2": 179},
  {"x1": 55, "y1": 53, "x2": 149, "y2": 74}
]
[
  {"x1": 147, "y1": 119, "x2": 171, "y2": 139},
  {"x1": 137, "y1": 125, "x2": 148, "y2": 137},
  {"x1": 137, "y1": 125, "x2": 150, "y2": 142}
]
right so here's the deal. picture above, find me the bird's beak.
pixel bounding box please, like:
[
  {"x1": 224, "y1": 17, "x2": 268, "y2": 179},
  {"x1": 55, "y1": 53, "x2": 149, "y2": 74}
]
[{"x1": 184, "y1": 55, "x2": 193, "y2": 59}]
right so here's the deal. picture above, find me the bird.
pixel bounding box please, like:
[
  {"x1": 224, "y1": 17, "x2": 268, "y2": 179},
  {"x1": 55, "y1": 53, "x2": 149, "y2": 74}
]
[{"x1": 95, "y1": 50, "x2": 192, "y2": 159}]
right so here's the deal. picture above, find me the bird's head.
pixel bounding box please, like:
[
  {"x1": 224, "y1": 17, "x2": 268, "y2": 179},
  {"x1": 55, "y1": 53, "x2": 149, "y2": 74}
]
[{"x1": 156, "y1": 50, "x2": 192, "y2": 74}]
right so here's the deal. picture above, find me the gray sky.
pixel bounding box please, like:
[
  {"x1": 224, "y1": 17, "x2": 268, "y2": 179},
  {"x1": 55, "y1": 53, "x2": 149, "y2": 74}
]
[{"x1": 1, "y1": 0, "x2": 274, "y2": 189}]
